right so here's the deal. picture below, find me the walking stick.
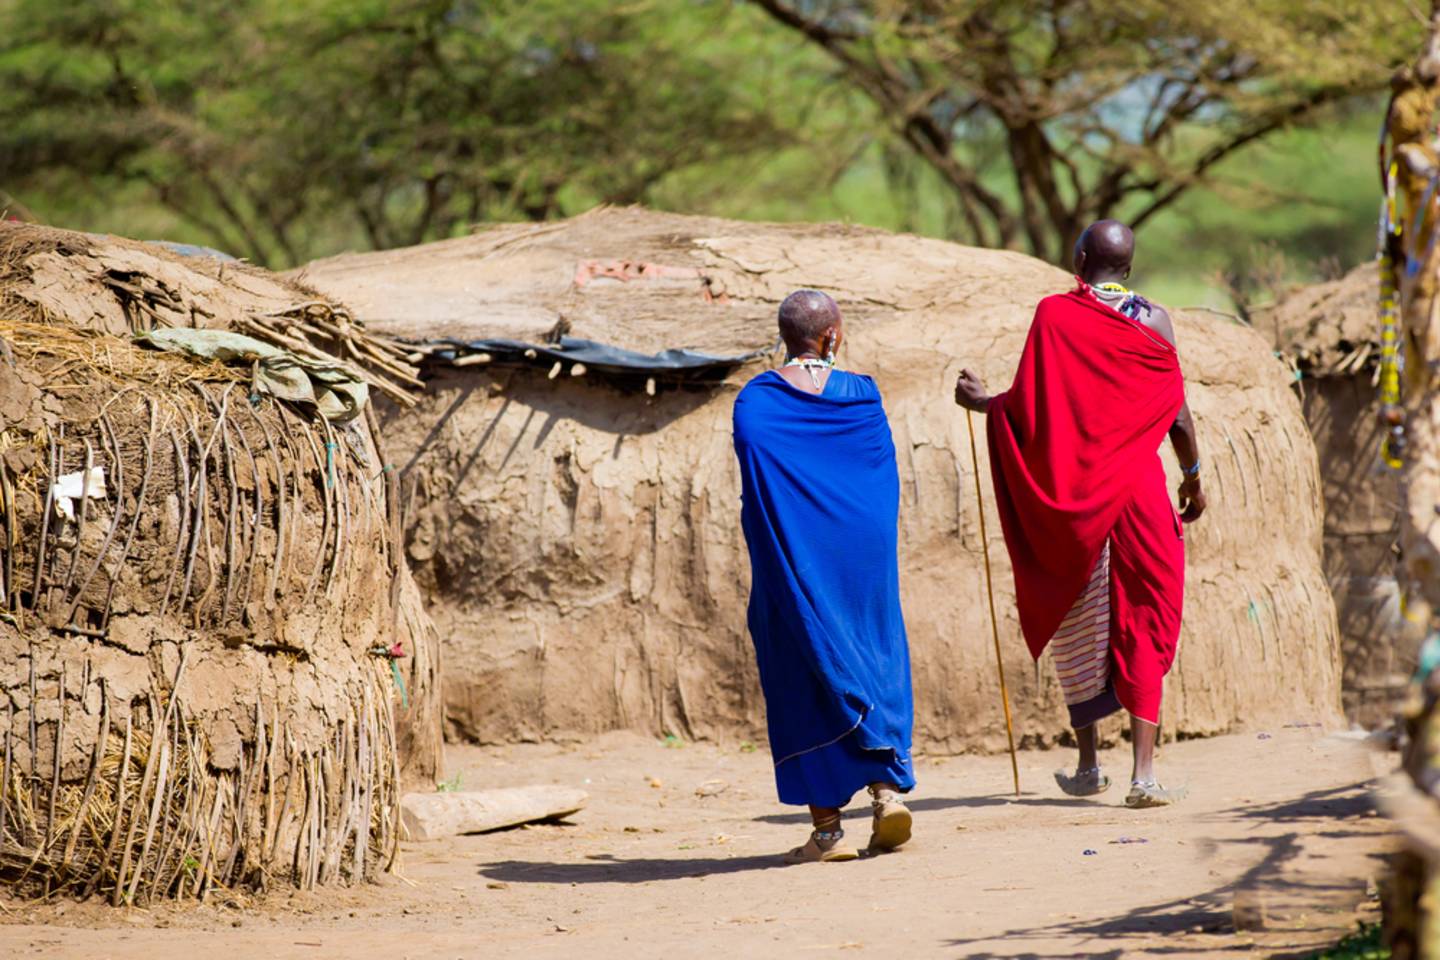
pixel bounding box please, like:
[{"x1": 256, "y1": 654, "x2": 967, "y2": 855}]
[{"x1": 966, "y1": 409, "x2": 1021, "y2": 798}]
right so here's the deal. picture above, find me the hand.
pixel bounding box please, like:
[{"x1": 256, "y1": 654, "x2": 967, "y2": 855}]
[
  {"x1": 1178, "y1": 474, "x2": 1206, "y2": 524},
  {"x1": 954, "y1": 368, "x2": 990, "y2": 413}
]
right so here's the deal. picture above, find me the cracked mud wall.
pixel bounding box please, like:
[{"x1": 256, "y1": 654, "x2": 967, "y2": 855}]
[{"x1": 0, "y1": 223, "x2": 443, "y2": 900}]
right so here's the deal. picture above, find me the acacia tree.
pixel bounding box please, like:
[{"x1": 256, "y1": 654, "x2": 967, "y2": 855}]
[
  {"x1": 750, "y1": 0, "x2": 1415, "y2": 263},
  {"x1": 0, "y1": 0, "x2": 788, "y2": 266}
]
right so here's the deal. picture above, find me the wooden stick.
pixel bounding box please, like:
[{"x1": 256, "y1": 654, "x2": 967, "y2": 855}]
[
  {"x1": 44, "y1": 663, "x2": 64, "y2": 851},
  {"x1": 159, "y1": 427, "x2": 192, "y2": 616},
  {"x1": 234, "y1": 404, "x2": 266, "y2": 615},
  {"x1": 27, "y1": 652, "x2": 36, "y2": 791},
  {"x1": 250, "y1": 405, "x2": 287, "y2": 610},
  {"x1": 966, "y1": 409, "x2": 1020, "y2": 798},
  {"x1": 114, "y1": 699, "x2": 162, "y2": 904},
  {"x1": 99, "y1": 400, "x2": 160, "y2": 630},
  {"x1": 0, "y1": 456, "x2": 14, "y2": 612},
  {"x1": 63, "y1": 680, "x2": 108, "y2": 865},
  {"x1": 65, "y1": 416, "x2": 126, "y2": 622},
  {"x1": 1, "y1": 699, "x2": 12, "y2": 850},
  {"x1": 59, "y1": 439, "x2": 96, "y2": 597},
  {"x1": 30, "y1": 431, "x2": 59, "y2": 612},
  {"x1": 178, "y1": 408, "x2": 210, "y2": 618},
  {"x1": 93, "y1": 716, "x2": 132, "y2": 902}
]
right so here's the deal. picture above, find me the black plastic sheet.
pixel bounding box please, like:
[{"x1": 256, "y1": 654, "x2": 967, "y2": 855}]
[{"x1": 422, "y1": 336, "x2": 772, "y2": 385}]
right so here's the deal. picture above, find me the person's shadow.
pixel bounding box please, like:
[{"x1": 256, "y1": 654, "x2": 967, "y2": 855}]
[
  {"x1": 480, "y1": 851, "x2": 786, "y2": 885},
  {"x1": 477, "y1": 793, "x2": 1098, "y2": 885},
  {"x1": 752, "y1": 792, "x2": 1097, "y2": 825}
]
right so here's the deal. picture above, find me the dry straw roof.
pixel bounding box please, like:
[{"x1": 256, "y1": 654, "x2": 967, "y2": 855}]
[
  {"x1": 1257, "y1": 261, "x2": 1378, "y2": 378},
  {"x1": 0, "y1": 222, "x2": 422, "y2": 406}
]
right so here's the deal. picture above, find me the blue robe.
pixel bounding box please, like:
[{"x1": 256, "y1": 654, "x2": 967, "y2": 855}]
[{"x1": 732, "y1": 369, "x2": 915, "y2": 808}]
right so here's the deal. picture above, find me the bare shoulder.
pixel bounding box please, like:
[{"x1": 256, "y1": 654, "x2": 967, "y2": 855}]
[{"x1": 1137, "y1": 301, "x2": 1177, "y2": 348}]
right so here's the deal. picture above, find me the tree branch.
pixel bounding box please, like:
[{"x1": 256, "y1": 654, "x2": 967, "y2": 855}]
[{"x1": 1129, "y1": 85, "x2": 1359, "y2": 229}]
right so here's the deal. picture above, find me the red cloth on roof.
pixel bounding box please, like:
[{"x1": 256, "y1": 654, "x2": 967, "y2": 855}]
[{"x1": 985, "y1": 286, "x2": 1186, "y2": 724}]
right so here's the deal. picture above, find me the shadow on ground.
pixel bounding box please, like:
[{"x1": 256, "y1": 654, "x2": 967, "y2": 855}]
[
  {"x1": 752, "y1": 793, "x2": 1097, "y2": 826},
  {"x1": 479, "y1": 851, "x2": 785, "y2": 885},
  {"x1": 940, "y1": 780, "x2": 1387, "y2": 958}
]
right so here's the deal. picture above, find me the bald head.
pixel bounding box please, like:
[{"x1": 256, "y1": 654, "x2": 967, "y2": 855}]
[
  {"x1": 1074, "y1": 220, "x2": 1134, "y2": 284},
  {"x1": 778, "y1": 289, "x2": 842, "y2": 357}
]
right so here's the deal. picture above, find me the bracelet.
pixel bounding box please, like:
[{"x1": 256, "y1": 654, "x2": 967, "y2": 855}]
[{"x1": 1182, "y1": 459, "x2": 1200, "y2": 478}]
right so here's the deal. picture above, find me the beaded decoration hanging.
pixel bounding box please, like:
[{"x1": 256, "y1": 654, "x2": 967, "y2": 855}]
[{"x1": 1378, "y1": 159, "x2": 1405, "y2": 470}]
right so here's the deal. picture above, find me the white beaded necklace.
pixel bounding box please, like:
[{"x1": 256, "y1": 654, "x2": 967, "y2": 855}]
[{"x1": 783, "y1": 355, "x2": 834, "y2": 390}]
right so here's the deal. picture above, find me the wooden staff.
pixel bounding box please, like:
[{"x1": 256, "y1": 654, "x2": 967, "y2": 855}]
[{"x1": 966, "y1": 409, "x2": 1021, "y2": 797}]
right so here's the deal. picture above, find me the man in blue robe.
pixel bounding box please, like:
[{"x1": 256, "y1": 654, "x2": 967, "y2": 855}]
[{"x1": 732, "y1": 289, "x2": 915, "y2": 864}]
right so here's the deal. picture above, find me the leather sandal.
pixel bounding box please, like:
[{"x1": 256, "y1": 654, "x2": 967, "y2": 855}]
[
  {"x1": 866, "y1": 784, "x2": 912, "y2": 852},
  {"x1": 1054, "y1": 766, "x2": 1112, "y2": 797},
  {"x1": 1124, "y1": 780, "x2": 1187, "y2": 808},
  {"x1": 784, "y1": 828, "x2": 859, "y2": 864}
]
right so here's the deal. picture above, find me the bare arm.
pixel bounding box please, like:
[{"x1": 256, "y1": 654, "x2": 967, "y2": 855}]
[{"x1": 1142, "y1": 305, "x2": 1205, "y2": 523}]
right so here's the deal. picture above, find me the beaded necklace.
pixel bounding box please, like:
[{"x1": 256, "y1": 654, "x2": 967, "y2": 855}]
[{"x1": 783, "y1": 355, "x2": 834, "y2": 391}]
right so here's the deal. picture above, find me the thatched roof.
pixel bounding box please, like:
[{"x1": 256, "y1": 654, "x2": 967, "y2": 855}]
[
  {"x1": 1256, "y1": 261, "x2": 1377, "y2": 378},
  {"x1": 0, "y1": 222, "x2": 421, "y2": 405}
]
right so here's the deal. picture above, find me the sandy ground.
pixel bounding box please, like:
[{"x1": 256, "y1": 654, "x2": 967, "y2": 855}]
[{"x1": 1, "y1": 726, "x2": 1397, "y2": 959}]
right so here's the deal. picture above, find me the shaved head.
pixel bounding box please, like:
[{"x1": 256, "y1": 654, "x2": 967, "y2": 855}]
[
  {"x1": 1074, "y1": 219, "x2": 1134, "y2": 283},
  {"x1": 778, "y1": 289, "x2": 842, "y2": 356}
]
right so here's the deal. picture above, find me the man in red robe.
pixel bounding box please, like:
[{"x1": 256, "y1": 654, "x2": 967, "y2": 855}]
[{"x1": 954, "y1": 220, "x2": 1206, "y2": 809}]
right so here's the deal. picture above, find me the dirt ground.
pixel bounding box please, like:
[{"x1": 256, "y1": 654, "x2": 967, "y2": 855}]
[{"x1": 0, "y1": 726, "x2": 1396, "y2": 959}]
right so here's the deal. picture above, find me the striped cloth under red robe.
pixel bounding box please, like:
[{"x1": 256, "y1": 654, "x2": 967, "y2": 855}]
[{"x1": 986, "y1": 282, "x2": 1186, "y2": 726}]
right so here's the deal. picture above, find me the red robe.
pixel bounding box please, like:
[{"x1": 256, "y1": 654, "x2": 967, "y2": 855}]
[{"x1": 986, "y1": 286, "x2": 1186, "y2": 724}]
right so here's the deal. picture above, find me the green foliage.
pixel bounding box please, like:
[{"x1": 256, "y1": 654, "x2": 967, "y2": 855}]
[
  {"x1": 436, "y1": 772, "x2": 463, "y2": 793},
  {"x1": 1302, "y1": 921, "x2": 1387, "y2": 960},
  {"x1": 0, "y1": 0, "x2": 1409, "y2": 300},
  {"x1": 0, "y1": 0, "x2": 796, "y2": 266},
  {"x1": 747, "y1": 0, "x2": 1418, "y2": 262}
]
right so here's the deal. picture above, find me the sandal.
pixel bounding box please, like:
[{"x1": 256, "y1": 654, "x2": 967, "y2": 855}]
[
  {"x1": 1124, "y1": 780, "x2": 1187, "y2": 809},
  {"x1": 1054, "y1": 766, "x2": 1112, "y2": 797},
  {"x1": 784, "y1": 827, "x2": 859, "y2": 864},
  {"x1": 866, "y1": 784, "x2": 912, "y2": 852}
]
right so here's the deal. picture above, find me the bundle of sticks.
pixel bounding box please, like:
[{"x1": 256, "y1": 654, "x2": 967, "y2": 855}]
[{"x1": 233, "y1": 302, "x2": 423, "y2": 408}]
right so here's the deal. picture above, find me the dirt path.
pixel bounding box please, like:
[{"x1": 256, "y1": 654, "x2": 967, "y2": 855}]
[{"x1": 1, "y1": 727, "x2": 1395, "y2": 959}]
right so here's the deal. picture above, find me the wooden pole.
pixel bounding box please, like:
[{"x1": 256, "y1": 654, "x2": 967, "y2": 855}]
[{"x1": 966, "y1": 409, "x2": 1021, "y2": 797}]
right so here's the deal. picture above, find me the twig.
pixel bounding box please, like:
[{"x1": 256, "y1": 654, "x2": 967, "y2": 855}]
[
  {"x1": 159, "y1": 426, "x2": 192, "y2": 617},
  {"x1": 62, "y1": 679, "x2": 108, "y2": 865},
  {"x1": 65, "y1": 416, "x2": 126, "y2": 623},
  {"x1": 30, "y1": 430, "x2": 59, "y2": 612},
  {"x1": 98, "y1": 399, "x2": 159, "y2": 629},
  {"x1": 59, "y1": 438, "x2": 96, "y2": 599}
]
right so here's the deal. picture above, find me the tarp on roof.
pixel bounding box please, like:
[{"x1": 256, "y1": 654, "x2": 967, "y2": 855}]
[{"x1": 425, "y1": 336, "x2": 771, "y2": 383}]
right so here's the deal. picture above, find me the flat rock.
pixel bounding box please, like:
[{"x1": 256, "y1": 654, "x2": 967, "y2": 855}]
[{"x1": 401, "y1": 785, "x2": 588, "y2": 841}]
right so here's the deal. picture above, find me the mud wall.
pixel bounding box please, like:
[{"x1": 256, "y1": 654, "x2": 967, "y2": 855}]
[
  {"x1": 1301, "y1": 375, "x2": 1410, "y2": 725},
  {"x1": 383, "y1": 262, "x2": 1342, "y2": 752}
]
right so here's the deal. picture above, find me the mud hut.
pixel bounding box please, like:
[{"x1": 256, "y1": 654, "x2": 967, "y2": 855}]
[
  {"x1": 298, "y1": 207, "x2": 1342, "y2": 753},
  {"x1": 0, "y1": 224, "x2": 441, "y2": 902},
  {"x1": 1257, "y1": 262, "x2": 1415, "y2": 726}
]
